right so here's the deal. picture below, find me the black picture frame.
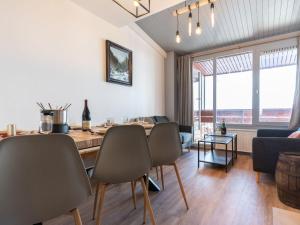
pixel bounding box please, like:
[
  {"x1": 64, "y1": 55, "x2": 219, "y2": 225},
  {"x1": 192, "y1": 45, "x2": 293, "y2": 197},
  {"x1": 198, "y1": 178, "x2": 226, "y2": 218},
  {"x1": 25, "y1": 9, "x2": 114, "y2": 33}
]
[{"x1": 106, "y1": 40, "x2": 132, "y2": 86}]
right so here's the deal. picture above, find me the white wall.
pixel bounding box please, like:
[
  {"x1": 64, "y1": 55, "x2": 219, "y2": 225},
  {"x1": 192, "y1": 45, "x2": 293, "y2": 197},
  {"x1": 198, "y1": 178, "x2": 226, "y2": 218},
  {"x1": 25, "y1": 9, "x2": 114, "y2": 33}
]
[{"x1": 0, "y1": 0, "x2": 165, "y2": 130}]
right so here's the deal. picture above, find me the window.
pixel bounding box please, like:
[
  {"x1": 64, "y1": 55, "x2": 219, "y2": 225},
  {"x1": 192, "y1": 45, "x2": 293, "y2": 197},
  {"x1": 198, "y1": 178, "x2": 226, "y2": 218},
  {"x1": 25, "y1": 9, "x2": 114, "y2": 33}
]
[
  {"x1": 259, "y1": 47, "x2": 297, "y2": 123},
  {"x1": 192, "y1": 39, "x2": 298, "y2": 142},
  {"x1": 216, "y1": 53, "x2": 253, "y2": 124}
]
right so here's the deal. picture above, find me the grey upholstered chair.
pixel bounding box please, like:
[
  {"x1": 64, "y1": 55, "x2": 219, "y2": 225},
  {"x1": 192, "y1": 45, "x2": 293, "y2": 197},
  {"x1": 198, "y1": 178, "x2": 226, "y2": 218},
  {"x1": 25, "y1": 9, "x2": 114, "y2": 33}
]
[
  {"x1": 0, "y1": 134, "x2": 92, "y2": 225},
  {"x1": 148, "y1": 122, "x2": 189, "y2": 210},
  {"x1": 92, "y1": 125, "x2": 156, "y2": 225}
]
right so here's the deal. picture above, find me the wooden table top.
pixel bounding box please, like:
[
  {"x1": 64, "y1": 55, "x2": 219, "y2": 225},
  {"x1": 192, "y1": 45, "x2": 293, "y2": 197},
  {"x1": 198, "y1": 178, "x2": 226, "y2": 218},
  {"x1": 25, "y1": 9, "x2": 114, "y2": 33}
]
[
  {"x1": 0, "y1": 123, "x2": 154, "y2": 155},
  {"x1": 69, "y1": 130, "x2": 103, "y2": 152}
]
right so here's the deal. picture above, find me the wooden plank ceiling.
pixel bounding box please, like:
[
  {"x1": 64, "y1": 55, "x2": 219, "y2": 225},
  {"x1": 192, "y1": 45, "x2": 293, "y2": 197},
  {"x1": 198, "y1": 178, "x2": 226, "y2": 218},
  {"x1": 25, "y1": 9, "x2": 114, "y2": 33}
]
[
  {"x1": 193, "y1": 46, "x2": 297, "y2": 76},
  {"x1": 136, "y1": 0, "x2": 300, "y2": 54}
]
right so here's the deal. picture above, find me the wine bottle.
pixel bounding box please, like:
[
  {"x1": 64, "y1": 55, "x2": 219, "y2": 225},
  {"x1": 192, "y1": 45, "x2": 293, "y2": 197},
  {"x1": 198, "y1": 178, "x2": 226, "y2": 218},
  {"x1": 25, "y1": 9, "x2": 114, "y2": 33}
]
[
  {"x1": 221, "y1": 119, "x2": 227, "y2": 135},
  {"x1": 82, "y1": 99, "x2": 91, "y2": 131}
]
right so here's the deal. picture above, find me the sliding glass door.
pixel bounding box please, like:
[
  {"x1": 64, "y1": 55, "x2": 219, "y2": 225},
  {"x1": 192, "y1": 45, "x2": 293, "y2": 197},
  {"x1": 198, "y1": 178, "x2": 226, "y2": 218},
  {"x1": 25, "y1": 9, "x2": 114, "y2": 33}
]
[
  {"x1": 216, "y1": 52, "x2": 253, "y2": 125},
  {"x1": 193, "y1": 59, "x2": 214, "y2": 140}
]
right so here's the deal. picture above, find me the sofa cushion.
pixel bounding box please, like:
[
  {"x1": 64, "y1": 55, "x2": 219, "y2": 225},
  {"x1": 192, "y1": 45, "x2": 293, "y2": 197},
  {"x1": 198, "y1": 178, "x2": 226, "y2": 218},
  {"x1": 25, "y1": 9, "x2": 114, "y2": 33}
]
[{"x1": 288, "y1": 131, "x2": 300, "y2": 138}]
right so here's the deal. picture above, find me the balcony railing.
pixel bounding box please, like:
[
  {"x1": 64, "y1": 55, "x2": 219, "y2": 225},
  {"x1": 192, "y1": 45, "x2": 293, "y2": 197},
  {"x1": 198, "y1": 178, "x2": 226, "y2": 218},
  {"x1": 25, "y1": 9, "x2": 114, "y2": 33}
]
[{"x1": 194, "y1": 108, "x2": 291, "y2": 125}]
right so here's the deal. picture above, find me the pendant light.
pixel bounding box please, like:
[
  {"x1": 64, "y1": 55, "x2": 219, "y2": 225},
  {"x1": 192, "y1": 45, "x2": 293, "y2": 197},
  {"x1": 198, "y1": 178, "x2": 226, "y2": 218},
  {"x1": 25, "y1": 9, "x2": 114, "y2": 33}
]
[
  {"x1": 133, "y1": 0, "x2": 139, "y2": 7},
  {"x1": 210, "y1": 2, "x2": 215, "y2": 28},
  {"x1": 176, "y1": 11, "x2": 181, "y2": 43},
  {"x1": 172, "y1": 0, "x2": 216, "y2": 43},
  {"x1": 195, "y1": 2, "x2": 202, "y2": 35},
  {"x1": 188, "y1": 5, "x2": 192, "y2": 36},
  {"x1": 113, "y1": 0, "x2": 150, "y2": 18}
]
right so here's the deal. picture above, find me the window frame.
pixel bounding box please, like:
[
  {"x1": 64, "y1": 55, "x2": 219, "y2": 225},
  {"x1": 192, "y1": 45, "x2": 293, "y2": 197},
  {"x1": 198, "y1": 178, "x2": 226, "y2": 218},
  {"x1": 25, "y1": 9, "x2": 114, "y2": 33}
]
[{"x1": 192, "y1": 38, "x2": 298, "y2": 130}]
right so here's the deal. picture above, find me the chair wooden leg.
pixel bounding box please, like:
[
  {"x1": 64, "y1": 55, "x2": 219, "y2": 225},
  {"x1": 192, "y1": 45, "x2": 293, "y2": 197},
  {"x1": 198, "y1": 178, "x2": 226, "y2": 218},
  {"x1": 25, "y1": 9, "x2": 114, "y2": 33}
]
[
  {"x1": 96, "y1": 184, "x2": 107, "y2": 225},
  {"x1": 155, "y1": 167, "x2": 159, "y2": 180},
  {"x1": 140, "y1": 177, "x2": 157, "y2": 225},
  {"x1": 71, "y1": 208, "x2": 83, "y2": 225},
  {"x1": 160, "y1": 165, "x2": 165, "y2": 190},
  {"x1": 143, "y1": 174, "x2": 149, "y2": 224},
  {"x1": 131, "y1": 181, "x2": 137, "y2": 209},
  {"x1": 173, "y1": 163, "x2": 189, "y2": 210},
  {"x1": 256, "y1": 172, "x2": 260, "y2": 183},
  {"x1": 92, "y1": 183, "x2": 100, "y2": 220}
]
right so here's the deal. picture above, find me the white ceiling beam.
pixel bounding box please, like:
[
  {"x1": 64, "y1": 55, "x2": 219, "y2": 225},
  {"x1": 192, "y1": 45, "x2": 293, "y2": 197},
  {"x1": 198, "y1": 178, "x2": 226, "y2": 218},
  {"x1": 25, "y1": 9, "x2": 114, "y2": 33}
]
[{"x1": 172, "y1": 0, "x2": 215, "y2": 16}]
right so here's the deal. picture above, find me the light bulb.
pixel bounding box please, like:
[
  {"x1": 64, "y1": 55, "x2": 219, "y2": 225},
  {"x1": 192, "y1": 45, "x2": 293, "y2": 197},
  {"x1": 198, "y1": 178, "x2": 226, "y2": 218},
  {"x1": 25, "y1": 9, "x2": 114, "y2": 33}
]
[
  {"x1": 196, "y1": 22, "x2": 202, "y2": 35},
  {"x1": 188, "y1": 12, "x2": 192, "y2": 37},
  {"x1": 133, "y1": 0, "x2": 139, "y2": 7},
  {"x1": 176, "y1": 31, "x2": 181, "y2": 43},
  {"x1": 211, "y1": 3, "x2": 215, "y2": 28}
]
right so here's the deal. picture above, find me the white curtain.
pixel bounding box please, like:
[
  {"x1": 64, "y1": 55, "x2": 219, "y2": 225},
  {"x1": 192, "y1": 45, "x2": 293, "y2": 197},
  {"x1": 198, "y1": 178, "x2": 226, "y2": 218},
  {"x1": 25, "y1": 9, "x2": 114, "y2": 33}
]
[
  {"x1": 177, "y1": 55, "x2": 193, "y2": 126},
  {"x1": 289, "y1": 37, "x2": 300, "y2": 129}
]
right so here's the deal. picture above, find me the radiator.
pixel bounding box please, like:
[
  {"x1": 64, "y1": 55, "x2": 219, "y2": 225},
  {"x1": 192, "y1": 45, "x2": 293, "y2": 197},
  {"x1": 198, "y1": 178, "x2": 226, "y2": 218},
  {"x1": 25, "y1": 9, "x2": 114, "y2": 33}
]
[
  {"x1": 203, "y1": 129, "x2": 257, "y2": 153},
  {"x1": 228, "y1": 129, "x2": 257, "y2": 153}
]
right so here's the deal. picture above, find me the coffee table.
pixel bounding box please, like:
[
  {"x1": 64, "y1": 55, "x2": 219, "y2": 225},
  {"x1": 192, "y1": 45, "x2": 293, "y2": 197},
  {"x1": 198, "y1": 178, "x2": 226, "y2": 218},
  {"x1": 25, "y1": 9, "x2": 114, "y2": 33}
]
[{"x1": 197, "y1": 133, "x2": 237, "y2": 172}]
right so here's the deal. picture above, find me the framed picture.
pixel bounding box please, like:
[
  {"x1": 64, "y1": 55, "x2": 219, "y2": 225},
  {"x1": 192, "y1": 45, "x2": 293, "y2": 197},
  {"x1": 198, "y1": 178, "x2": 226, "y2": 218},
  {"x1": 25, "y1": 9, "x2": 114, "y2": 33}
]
[{"x1": 106, "y1": 40, "x2": 132, "y2": 86}]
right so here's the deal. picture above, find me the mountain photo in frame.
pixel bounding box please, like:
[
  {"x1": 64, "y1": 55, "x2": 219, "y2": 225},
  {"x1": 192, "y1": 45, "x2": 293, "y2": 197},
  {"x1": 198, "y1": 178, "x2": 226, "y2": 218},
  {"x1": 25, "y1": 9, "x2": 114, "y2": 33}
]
[{"x1": 106, "y1": 40, "x2": 132, "y2": 86}]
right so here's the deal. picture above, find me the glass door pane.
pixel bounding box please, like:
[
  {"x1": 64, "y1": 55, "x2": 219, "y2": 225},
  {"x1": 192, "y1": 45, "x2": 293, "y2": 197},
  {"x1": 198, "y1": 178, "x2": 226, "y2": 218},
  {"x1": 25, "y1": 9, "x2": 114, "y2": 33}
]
[
  {"x1": 216, "y1": 52, "x2": 253, "y2": 125},
  {"x1": 259, "y1": 47, "x2": 297, "y2": 123},
  {"x1": 193, "y1": 59, "x2": 214, "y2": 140}
]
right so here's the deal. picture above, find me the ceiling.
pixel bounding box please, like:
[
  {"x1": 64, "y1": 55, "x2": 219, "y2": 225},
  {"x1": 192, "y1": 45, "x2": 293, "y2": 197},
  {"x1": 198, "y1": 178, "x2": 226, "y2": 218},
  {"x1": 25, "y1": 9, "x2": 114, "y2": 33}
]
[
  {"x1": 70, "y1": 0, "x2": 183, "y2": 27},
  {"x1": 136, "y1": 0, "x2": 300, "y2": 54},
  {"x1": 194, "y1": 46, "x2": 297, "y2": 76}
]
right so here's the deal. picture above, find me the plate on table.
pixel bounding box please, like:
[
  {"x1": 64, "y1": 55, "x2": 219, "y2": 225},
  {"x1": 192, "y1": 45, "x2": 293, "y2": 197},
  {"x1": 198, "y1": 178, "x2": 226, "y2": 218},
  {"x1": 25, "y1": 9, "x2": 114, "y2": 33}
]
[
  {"x1": 92, "y1": 127, "x2": 110, "y2": 135},
  {"x1": 0, "y1": 130, "x2": 27, "y2": 139}
]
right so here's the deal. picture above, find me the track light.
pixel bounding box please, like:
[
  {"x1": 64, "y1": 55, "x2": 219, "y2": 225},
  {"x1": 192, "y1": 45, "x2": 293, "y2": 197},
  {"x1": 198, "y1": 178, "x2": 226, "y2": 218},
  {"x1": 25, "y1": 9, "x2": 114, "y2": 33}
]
[
  {"x1": 210, "y1": 2, "x2": 215, "y2": 28},
  {"x1": 188, "y1": 6, "x2": 192, "y2": 36}
]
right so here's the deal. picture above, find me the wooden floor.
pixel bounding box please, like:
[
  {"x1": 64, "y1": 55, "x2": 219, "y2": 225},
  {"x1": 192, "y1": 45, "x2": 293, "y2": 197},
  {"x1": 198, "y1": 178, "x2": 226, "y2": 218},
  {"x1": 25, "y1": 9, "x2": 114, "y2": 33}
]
[{"x1": 45, "y1": 151, "x2": 300, "y2": 225}]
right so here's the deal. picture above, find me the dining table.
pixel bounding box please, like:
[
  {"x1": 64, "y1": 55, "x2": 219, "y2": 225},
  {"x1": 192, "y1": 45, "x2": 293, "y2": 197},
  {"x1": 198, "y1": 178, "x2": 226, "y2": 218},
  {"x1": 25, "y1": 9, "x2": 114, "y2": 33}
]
[
  {"x1": 68, "y1": 124, "x2": 160, "y2": 192},
  {"x1": 0, "y1": 123, "x2": 160, "y2": 191},
  {"x1": 1, "y1": 123, "x2": 159, "y2": 225}
]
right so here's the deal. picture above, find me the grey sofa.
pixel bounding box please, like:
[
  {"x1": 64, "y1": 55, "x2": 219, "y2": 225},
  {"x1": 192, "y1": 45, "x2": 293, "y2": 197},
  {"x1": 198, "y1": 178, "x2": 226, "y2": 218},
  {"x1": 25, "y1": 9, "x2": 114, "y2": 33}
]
[
  {"x1": 151, "y1": 116, "x2": 193, "y2": 151},
  {"x1": 252, "y1": 128, "x2": 300, "y2": 182}
]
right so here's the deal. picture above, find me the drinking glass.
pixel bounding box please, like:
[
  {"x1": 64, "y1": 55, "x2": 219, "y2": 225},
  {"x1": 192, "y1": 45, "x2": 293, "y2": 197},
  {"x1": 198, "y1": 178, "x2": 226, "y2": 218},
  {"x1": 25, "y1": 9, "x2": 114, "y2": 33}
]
[
  {"x1": 122, "y1": 117, "x2": 129, "y2": 124},
  {"x1": 138, "y1": 117, "x2": 144, "y2": 124},
  {"x1": 106, "y1": 118, "x2": 114, "y2": 127},
  {"x1": 40, "y1": 113, "x2": 53, "y2": 134},
  {"x1": 7, "y1": 124, "x2": 16, "y2": 136}
]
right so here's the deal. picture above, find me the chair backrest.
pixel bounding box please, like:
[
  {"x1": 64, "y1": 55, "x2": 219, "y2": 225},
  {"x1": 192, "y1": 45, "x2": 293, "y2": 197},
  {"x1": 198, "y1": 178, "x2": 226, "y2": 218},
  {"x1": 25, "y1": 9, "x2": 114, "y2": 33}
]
[
  {"x1": 0, "y1": 134, "x2": 91, "y2": 225},
  {"x1": 148, "y1": 122, "x2": 182, "y2": 166},
  {"x1": 152, "y1": 116, "x2": 170, "y2": 124},
  {"x1": 93, "y1": 125, "x2": 151, "y2": 184}
]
